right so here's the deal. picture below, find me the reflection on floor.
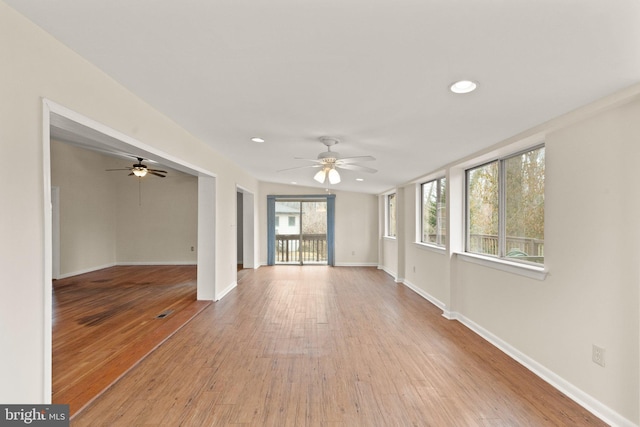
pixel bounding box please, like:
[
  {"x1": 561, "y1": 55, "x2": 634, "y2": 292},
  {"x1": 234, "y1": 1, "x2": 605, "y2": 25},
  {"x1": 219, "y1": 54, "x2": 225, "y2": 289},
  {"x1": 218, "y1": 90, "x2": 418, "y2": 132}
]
[
  {"x1": 52, "y1": 265, "x2": 210, "y2": 416},
  {"x1": 73, "y1": 266, "x2": 606, "y2": 426}
]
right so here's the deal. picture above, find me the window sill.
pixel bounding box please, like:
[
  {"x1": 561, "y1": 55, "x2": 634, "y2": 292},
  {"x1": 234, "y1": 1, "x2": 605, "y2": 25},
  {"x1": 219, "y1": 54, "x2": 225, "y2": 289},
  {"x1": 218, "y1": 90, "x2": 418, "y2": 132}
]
[
  {"x1": 383, "y1": 236, "x2": 397, "y2": 241},
  {"x1": 413, "y1": 242, "x2": 446, "y2": 254},
  {"x1": 456, "y1": 252, "x2": 547, "y2": 281}
]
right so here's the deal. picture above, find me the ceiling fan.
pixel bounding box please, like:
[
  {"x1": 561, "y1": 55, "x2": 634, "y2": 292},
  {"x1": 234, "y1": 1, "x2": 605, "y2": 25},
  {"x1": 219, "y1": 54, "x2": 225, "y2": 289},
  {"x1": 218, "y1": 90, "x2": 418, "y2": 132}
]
[
  {"x1": 279, "y1": 136, "x2": 376, "y2": 184},
  {"x1": 106, "y1": 157, "x2": 168, "y2": 178}
]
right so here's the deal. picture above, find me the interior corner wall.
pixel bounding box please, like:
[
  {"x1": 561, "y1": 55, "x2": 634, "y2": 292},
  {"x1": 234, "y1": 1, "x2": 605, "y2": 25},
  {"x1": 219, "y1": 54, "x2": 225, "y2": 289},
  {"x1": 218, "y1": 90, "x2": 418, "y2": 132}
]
[
  {"x1": 257, "y1": 182, "x2": 378, "y2": 266},
  {"x1": 401, "y1": 183, "x2": 449, "y2": 307},
  {"x1": 50, "y1": 140, "x2": 117, "y2": 277}
]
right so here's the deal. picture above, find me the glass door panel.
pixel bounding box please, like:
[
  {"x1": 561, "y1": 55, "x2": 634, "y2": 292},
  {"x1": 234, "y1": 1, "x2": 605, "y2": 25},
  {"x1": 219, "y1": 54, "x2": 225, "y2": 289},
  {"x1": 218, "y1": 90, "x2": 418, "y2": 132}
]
[
  {"x1": 275, "y1": 201, "x2": 301, "y2": 264},
  {"x1": 301, "y1": 201, "x2": 327, "y2": 264},
  {"x1": 274, "y1": 200, "x2": 327, "y2": 265}
]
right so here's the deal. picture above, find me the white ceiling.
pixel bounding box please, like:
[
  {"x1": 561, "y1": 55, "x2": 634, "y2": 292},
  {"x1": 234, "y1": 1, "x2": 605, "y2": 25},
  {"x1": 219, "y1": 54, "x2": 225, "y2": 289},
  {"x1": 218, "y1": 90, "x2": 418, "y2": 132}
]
[{"x1": 8, "y1": 0, "x2": 640, "y2": 193}]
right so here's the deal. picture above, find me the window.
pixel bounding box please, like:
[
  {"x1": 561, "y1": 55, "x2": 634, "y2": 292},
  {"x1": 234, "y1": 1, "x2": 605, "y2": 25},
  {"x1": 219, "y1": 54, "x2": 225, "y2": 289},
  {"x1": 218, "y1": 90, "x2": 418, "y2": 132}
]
[
  {"x1": 421, "y1": 178, "x2": 446, "y2": 246},
  {"x1": 466, "y1": 145, "x2": 545, "y2": 264},
  {"x1": 288, "y1": 216, "x2": 296, "y2": 227},
  {"x1": 387, "y1": 193, "x2": 397, "y2": 237}
]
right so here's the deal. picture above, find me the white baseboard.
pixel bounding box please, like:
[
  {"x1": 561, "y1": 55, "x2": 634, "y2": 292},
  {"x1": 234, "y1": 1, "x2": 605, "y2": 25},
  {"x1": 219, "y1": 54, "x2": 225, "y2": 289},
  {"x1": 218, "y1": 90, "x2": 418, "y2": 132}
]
[
  {"x1": 57, "y1": 262, "x2": 198, "y2": 279},
  {"x1": 378, "y1": 265, "x2": 398, "y2": 281},
  {"x1": 448, "y1": 312, "x2": 636, "y2": 427},
  {"x1": 401, "y1": 279, "x2": 446, "y2": 312},
  {"x1": 116, "y1": 261, "x2": 197, "y2": 266},
  {"x1": 215, "y1": 281, "x2": 237, "y2": 301},
  {"x1": 57, "y1": 262, "x2": 116, "y2": 279},
  {"x1": 334, "y1": 262, "x2": 379, "y2": 267},
  {"x1": 398, "y1": 280, "x2": 634, "y2": 427}
]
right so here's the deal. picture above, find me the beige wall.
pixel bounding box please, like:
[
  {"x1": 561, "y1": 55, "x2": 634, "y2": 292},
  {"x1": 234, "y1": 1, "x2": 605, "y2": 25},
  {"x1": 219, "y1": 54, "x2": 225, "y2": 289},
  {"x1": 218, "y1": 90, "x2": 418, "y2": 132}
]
[
  {"x1": 114, "y1": 161, "x2": 197, "y2": 264},
  {"x1": 258, "y1": 182, "x2": 378, "y2": 266},
  {"x1": 400, "y1": 184, "x2": 449, "y2": 305},
  {"x1": 382, "y1": 91, "x2": 640, "y2": 425},
  {"x1": 50, "y1": 141, "x2": 198, "y2": 275},
  {"x1": 51, "y1": 140, "x2": 117, "y2": 276},
  {"x1": 0, "y1": 1, "x2": 258, "y2": 403}
]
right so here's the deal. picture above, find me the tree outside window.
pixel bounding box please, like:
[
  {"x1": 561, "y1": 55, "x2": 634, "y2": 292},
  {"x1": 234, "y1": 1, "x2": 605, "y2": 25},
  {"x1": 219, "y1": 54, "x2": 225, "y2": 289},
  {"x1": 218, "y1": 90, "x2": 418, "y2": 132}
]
[
  {"x1": 421, "y1": 178, "x2": 446, "y2": 246},
  {"x1": 467, "y1": 146, "x2": 544, "y2": 264}
]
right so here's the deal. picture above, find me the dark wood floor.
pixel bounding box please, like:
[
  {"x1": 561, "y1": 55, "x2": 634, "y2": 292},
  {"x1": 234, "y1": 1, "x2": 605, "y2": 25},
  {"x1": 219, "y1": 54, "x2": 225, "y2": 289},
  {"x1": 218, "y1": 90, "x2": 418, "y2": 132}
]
[
  {"x1": 52, "y1": 265, "x2": 210, "y2": 416},
  {"x1": 72, "y1": 266, "x2": 606, "y2": 426}
]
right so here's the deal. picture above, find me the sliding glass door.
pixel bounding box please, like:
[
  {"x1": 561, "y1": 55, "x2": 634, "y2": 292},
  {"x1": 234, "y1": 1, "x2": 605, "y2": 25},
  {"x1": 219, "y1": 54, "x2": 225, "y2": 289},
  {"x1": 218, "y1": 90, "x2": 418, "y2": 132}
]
[{"x1": 274, "y1": 200, "x2": 327, "y2": 265}]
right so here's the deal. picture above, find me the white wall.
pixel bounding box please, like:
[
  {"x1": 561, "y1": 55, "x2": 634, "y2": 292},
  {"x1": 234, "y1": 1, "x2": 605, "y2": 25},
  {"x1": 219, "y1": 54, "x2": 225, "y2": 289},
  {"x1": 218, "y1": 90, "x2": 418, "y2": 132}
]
[
  {"x1": 258, "y1": 182, "x2": 378, "y2": 266},
  {"x1": 384, "y1": 90, "x2": 640, "y2": 425},
  {"x1": 115, "y1": 162, "x2": 198, "y2": 264},
  {"x1": 0, "y1": 1, "x2": 258, "y2": 404},
  {"x1": 50, "y1": 140, "x2": 117, "y2": 276},
  {"x1": 400, "y1": 183, "x2": 449, "y2": 306},
  {"x1": 50, "y1": 141, "x2": 198, "y2": 274}
]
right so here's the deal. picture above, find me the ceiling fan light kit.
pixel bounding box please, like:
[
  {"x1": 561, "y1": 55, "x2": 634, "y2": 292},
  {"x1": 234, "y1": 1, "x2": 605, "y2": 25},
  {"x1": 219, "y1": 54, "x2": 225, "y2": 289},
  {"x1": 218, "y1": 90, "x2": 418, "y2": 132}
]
[
  {"x1": 314, "y1": 169, "x2": 327, "y2": 184},
  {"x1": 328, "y1": 168, "x2": 341, "y2": 184},
  {"x1": 280, "y1": 136, "x2": 376, "y2": 186},
  {"x1": 132, "y1": 167, "x2": 148, "y2": 177},
  {"x1": 313, "y1": 167, "x2": 342, "y2": 184},
  {"x1": 106, "y1": 157, "x2": 168, "y2": 178}
]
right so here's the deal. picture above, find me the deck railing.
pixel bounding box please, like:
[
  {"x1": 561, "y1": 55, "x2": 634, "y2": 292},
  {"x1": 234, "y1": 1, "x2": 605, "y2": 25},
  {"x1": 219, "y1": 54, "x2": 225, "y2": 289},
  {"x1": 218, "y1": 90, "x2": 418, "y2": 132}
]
[
  {"x1": 276, "y1": 234, "x2": 327, "y2": 264},
  {"x1": 276, "y1": 233, "x2": 543, "y2": 264},
  {"x1": 424, "y1": 233, "x2": 544, "y2": 263}
]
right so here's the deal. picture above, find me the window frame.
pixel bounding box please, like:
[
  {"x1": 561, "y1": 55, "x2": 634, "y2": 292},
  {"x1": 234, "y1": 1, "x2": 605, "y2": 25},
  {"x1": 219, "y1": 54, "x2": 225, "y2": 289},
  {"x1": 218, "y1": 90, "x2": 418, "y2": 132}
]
[
  {"x1": 420, "y1": 177, "x2": 447, "y2": 248},
  {"x1": 386, "y1": 193, "x2": 397, "y2": 238},
  {"x1": 465, "y1": 143, "x2": 545, "y2": 267}
]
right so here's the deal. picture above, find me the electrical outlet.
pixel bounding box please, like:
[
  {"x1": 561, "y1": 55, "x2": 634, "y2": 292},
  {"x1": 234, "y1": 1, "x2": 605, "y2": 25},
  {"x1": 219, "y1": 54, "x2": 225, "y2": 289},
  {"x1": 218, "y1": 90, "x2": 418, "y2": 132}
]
[
  {"x1": 190, "y1": 246, "x2": 195, "y2": 252},
  {"x1": 352, "y1": 250, "x2": 355, "y2": 256},
  {"x1": 592, "y1": 345, "x2": 605, "y2": 367},
  {"x1": 413, "y1": 266, "x2": 416, "y2": 273}
]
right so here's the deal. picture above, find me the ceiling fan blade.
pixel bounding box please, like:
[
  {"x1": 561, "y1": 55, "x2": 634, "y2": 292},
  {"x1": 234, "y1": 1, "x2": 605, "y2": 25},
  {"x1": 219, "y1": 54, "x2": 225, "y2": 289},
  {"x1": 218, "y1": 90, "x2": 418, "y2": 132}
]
[
  {"x1": 293, "y1": 157, "x2": 323, "y2": 163},
  {"x1": 277, "y1": 164, "x2": 322, "y2": 173},
  {"x1": 336, "y1": 163, "x2": 377, "y2": 173},
  {"x1": 337, "y1": 155, "x2": 376, "y2": 164},
  {"x1": 105, "y1": 168, "x2": 133, "y2": 171},
  {"x1": 148, "y1": 168, "x2": 168, "y2": 174},
  {"x1": 149, "y1": 172, "x2": 166, "y2": 177}
]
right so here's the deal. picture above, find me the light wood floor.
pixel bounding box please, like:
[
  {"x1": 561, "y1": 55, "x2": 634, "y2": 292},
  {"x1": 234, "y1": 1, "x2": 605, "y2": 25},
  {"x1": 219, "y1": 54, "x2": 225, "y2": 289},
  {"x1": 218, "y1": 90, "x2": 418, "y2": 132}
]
[
  {"x1": 72, "y1": 266, "x2": 606, "y2": 426},
  {"x1": 53, "y1": 265, "x2": 210, "y2": 416}
]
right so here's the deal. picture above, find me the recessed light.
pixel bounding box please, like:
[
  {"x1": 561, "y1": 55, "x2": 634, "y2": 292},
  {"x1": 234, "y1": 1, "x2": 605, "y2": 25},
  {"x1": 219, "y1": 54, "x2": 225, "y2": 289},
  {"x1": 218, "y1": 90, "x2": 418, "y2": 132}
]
[
  {"x1": 356, "y1": 178, "x2": 364, "y2": 182},
  {"x1": 251, "y1": 137, "x2": 265, "y2": 143},
  {"x1": 450, "y1": 80, "x2": 478, "y2": 94}
]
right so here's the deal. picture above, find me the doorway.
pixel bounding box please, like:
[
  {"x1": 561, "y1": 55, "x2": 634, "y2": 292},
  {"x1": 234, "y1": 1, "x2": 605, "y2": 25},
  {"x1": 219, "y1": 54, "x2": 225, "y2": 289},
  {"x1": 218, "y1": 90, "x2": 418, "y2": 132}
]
[
  {"x1": 274, "y1": 200, "x2": 328, "y2": 265},
  {"x1": 267, "y1": 194, "x2": 335, "y2": 266},
  {"x1": 236, "y1": 186, "x2": 255, "y2": 272},
  {"x1": 42, "y1": 99, "x2": 218, "y2": 403}
]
